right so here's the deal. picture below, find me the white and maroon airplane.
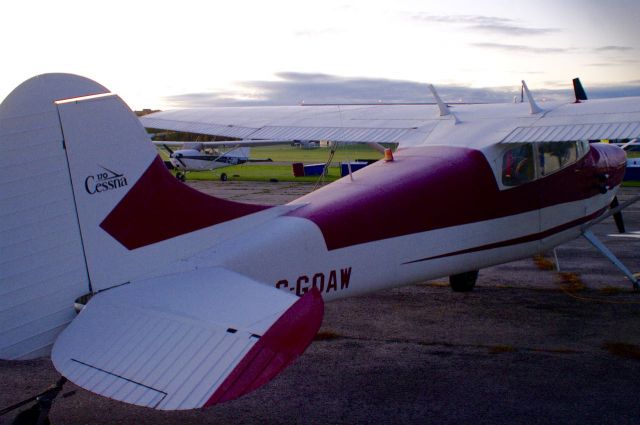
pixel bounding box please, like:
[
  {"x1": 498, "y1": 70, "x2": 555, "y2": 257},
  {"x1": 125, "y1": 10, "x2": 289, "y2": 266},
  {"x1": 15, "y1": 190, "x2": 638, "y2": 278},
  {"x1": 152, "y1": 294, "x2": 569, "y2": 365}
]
[{"x1": 1, "y1": 74, "x2": 638, "y2": 411}]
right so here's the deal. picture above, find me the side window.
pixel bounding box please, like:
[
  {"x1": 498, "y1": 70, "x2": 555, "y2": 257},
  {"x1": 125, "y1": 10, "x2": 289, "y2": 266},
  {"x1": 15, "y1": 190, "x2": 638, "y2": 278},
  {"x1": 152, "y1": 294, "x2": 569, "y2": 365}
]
[
  {"x1": 502, "y1": 144, "x2": 534, "y2": 186},
  {"x1": 537, "y1": 141, "x2": 578, "y2": 176},
  {"x1": 576, "y1": 140, "x2": 590, "y2": 158}
]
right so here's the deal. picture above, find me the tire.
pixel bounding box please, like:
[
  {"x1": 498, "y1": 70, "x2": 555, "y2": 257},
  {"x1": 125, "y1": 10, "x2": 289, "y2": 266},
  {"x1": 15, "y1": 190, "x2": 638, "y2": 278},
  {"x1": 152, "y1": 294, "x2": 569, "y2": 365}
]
[
  {"x1": 449, "y1": 270, "x2": 478, "y2": 292},
  {"x1": 220, "y1": 173, "x2": 228, "y2": 182}
]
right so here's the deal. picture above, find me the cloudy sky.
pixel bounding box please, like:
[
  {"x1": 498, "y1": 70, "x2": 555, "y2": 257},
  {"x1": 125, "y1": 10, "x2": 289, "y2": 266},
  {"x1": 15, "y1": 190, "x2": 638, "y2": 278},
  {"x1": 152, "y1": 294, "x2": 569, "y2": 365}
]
[{"x1": 2, "y1": 0, "x2": 639, "y2": 109}]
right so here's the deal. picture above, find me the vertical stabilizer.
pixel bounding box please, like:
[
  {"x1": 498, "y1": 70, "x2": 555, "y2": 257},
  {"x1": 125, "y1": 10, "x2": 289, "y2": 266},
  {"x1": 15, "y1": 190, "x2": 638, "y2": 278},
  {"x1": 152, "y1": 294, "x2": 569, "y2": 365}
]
[
  {"x1": 0, "y1": 74, "x2": 108, "y2": 359},
  {"x1": 225, "y1": 146, "x2": 251, "y2": 159},
  {"x1": 1, "y1": 74, "x2": 274, "y2": 360},
  {"x1": 55, "y1": 93, "x2": 269, "y2": 292}
]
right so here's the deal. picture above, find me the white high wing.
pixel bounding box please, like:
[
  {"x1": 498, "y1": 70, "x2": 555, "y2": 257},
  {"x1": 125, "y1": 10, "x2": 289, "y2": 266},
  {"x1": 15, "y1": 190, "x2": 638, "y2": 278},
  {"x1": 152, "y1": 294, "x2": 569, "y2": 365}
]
[{"x1": 140, "y1": 90, "x2": 640, "y2": 150}]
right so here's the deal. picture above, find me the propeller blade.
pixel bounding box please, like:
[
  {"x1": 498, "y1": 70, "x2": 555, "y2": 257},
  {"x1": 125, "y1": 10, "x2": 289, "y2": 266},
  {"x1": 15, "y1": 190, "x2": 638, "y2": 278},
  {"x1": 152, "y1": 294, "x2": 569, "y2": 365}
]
[
  {"x1": 610, "y1": 196, "x2": 626, "y2": 233},
  {"x1": 161, "y1": 144, "x2": 174, "y2": 155}
]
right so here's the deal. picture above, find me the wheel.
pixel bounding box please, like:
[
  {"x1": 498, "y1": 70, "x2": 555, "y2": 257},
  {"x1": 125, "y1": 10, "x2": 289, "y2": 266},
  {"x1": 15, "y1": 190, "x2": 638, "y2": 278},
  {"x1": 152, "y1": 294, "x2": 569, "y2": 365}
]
[
  {"x1": 220, "y1": 173, "x2": 228, "y2": 182},
  {"x1": 176, "y1": 172, "x2": 186, "y2": 182},
  {"x1": 449, "y1": 270, "x2": 478, "y2": 292}
]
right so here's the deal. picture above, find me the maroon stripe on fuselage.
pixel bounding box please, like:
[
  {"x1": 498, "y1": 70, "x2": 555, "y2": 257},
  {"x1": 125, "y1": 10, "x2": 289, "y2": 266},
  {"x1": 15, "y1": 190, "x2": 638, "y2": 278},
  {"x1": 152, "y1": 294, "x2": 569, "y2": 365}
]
[
  {"x1": 403, "y1": 208, "x2": 605, "y2": 264},
  {"x1": 289, "y1": 144, "x2": 625, "y2": 251},
  {"x1": 100, "y1": 156, "x2": 270, "y2": 250}
]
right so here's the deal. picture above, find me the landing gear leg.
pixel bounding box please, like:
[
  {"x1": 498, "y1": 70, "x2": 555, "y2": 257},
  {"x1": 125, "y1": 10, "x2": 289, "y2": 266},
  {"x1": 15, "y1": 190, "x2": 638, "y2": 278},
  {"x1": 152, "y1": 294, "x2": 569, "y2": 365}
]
[{"x1": 449, "y1": 270, "x2": 479, "y2": 292}]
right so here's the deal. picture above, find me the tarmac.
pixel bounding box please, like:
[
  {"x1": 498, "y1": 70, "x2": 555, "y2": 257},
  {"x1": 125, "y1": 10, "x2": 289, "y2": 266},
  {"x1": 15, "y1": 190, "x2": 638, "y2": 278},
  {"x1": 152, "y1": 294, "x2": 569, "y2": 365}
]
[{"x1": 1, "y1": 182, "x2": 639, "y2": 425}]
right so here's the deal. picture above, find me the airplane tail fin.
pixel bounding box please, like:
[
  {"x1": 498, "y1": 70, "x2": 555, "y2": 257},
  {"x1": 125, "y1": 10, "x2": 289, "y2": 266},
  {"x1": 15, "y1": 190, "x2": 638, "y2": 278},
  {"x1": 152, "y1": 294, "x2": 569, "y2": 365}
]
[
  {"x1": 225, "y1": 146, "x2": 250, "y2": 159},
  {"x1": 0, "y1": 74, "x2": 273, "y2": 359}
]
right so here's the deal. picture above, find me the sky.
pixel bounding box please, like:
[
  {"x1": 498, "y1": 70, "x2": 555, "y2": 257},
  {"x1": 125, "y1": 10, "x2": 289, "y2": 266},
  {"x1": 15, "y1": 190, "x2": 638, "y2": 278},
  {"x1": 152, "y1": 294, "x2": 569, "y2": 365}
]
[{"x1": 2, "y1": 0, "x2": 639, "y2": 110}]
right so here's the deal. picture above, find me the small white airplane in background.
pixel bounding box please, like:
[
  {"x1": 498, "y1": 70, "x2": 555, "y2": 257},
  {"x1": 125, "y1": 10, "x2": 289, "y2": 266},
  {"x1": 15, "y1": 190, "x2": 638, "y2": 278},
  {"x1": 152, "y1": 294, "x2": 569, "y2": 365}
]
[
  {"x1": 1, "y1": 74, "x2": 639, "y2": 416},
  {"x1": 153, "y1": 141, "x2": 251, "y2": 181},
  {"x1": 152, "y1": 141, "x2": 279, "y2": 181}
]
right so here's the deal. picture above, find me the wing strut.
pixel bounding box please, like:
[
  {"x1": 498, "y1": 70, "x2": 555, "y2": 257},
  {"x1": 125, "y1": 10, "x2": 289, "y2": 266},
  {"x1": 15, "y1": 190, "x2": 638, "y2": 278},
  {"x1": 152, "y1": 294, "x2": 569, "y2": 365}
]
[
  {"x1": 579, "y1": 195, "x2": 640, "y2": 289},
  {"x1": 581, "y1": 230, "x2": 638, "y2": 290}
]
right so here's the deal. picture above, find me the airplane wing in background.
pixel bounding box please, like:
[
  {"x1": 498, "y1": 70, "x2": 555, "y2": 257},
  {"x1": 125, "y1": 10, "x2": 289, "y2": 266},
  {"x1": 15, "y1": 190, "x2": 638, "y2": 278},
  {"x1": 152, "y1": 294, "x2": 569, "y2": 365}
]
[
  {"x1": 140, "y1": 104, "x2": 443, "y2": 145},
  {"x1": 52, "y1": 267, "x2": 323, "y2": 410},
  {"x1": 152, "y1": 139, "x2": 299, "y2": 148}
]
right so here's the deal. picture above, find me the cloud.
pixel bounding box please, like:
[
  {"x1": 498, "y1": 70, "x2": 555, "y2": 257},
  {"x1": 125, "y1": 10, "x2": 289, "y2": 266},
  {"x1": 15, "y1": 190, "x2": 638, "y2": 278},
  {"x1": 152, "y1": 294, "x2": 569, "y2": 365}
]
[
  {"x1": 162, "y1": 72, "x2": 640, "y2": 108},
  {"x1": 165, "y1": 73, "x2": 514, "y2": 107},
  {"x1": 587, "y1": 57, "x2": 640, "y2": 67},
  {"x1": 471, "y1": 42, "x2": 571, "y2": 54},
  {"x1": 411, "y1": 14, "x2": 559, "y2": 36},
  {"x1": 594, "y1": 45, "x2": 634, "y2": 52}
]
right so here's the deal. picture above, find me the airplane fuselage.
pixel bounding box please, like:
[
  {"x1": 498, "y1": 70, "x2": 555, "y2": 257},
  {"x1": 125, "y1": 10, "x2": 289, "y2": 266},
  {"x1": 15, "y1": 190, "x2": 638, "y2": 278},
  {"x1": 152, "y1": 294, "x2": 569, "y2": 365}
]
[
  {"x1": 170, "y1": 148, "x2": 249, "y2": 171},
  {"x1": 191, "y1": 143, "x2": 626, "y2": 301}
]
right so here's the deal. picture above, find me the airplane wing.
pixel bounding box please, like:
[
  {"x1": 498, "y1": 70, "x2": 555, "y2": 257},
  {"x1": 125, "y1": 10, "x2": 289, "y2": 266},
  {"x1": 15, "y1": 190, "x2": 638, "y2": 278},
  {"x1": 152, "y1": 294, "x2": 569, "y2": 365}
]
[
  {"x1": 152, "y1": 139, "x2": 297, "y2": 148},
  {"x1": 151, "y1": 141, "x2": 189, "y2": 147},
  {"x1": 500, "y1": 97, "x2": 640, "y2": 143},
  {"x1": 140, "y1": 104, "x2": 443, "y2": 145},
  {"x1": 52, "y1": 267, "x2": 323, "y2": 410},
  {"x1": 141, "y1": 97, "x2": 640, "y2": 148}
]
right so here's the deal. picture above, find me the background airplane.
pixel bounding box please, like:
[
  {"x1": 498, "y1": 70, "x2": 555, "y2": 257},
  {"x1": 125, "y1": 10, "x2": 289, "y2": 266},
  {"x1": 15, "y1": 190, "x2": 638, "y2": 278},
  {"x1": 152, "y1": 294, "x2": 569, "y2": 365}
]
[
  {"x1": 152, "y1": 141, "x2": 283, "y2": 181},
  {"x1": 154, "y1": 141, "x2": 252, "y2": 181},
  {"x1": 1, "y1": 74, "x2": 638, "y2": 416}
]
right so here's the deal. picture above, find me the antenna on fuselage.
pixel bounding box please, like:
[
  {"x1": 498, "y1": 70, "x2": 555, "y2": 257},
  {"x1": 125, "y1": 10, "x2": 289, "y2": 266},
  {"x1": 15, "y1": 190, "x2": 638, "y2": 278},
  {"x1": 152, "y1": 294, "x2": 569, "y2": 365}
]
[
  {"x1": 428, "y1": 84, "x2": 459, "y2": 124},
  {"x1": 573, "y1": 77, "x2": 588, "y2": 103},
  {"x1": 521, "y1": 80, "x2": 543, "y2": 114}
]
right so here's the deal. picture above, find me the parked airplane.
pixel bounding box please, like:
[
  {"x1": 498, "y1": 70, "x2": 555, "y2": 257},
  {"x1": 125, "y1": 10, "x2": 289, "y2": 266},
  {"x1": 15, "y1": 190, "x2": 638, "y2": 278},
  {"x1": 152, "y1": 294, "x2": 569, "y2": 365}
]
[
  {"x1": 154, "y1": 141, "x2": 252, "y2": 181},
  {"x1": 1, "y1": 74, "x2": 638, "y2": 414}
]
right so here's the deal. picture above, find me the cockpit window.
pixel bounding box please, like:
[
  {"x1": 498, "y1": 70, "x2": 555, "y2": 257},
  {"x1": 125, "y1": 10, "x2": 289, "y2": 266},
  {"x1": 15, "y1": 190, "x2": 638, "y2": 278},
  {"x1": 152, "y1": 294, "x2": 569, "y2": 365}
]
[
  {"x1": 537, "y1": 141, "x2": 578, "y2": 176},
  {"x1": 500, "y1": 140, "x2": 590, "y2": 189},
  {"x1": 576, "y1": 140, "x2": 590, "y2": 158},
  {"x1": 502, "y1": 144, "x2": 534, "y2": 186}
]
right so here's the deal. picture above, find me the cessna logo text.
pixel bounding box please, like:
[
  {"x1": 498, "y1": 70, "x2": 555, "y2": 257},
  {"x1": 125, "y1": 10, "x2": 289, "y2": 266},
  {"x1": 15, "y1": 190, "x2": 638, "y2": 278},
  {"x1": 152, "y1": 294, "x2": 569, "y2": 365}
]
[{"x1": 85, "y1": 167, "x2": 128, "y2": 195}]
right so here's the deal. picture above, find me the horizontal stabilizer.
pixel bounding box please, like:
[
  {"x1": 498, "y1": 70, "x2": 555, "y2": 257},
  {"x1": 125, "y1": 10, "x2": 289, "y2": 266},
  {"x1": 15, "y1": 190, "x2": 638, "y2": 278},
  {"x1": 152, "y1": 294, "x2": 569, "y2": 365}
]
[{"x1": 52, "y1": 268, "x2": 324, "y2": 410}]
